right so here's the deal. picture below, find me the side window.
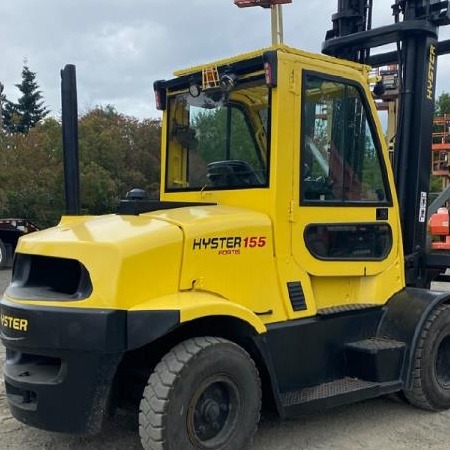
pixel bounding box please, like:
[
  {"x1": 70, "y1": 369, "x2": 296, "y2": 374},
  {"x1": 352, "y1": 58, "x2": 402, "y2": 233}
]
[
  {"x1": 305, "y1": 223, "x2": 393, "y2": 260},
  {"x1": 301, "y1": 73, "x2": 390, "y2": 204}
]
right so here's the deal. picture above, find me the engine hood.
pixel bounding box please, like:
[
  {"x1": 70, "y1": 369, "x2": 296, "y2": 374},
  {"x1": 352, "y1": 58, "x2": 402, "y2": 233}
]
[
  {"x1": 17, "y1": 205, "x2": 269, "y2": 255},
  {"x1": 145, "y1": 204, "x2": 271, "y2": 238},
  {"x1": 12, "y1": 214, "x2": 184, "y2": 309},
  {"x1": 17, "y1": 214, "x2": 182, "y2": 257},
  {"x1": 10, "y1": 205, "x2": 276, "y2": 311}
]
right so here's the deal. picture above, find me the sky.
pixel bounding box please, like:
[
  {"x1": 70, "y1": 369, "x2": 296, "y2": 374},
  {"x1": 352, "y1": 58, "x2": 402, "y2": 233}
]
[{"x1": 2, "y1": 1, "x2": 450, "y2": 120}]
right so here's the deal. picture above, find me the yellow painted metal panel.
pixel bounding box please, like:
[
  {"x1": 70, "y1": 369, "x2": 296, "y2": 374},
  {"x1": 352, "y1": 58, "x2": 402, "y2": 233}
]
[
  {"x1": 173, "y1": 45, "x2": 368, "y2": 78},
  {"x1": 284, "y1": 52, "x2": 405, "y2": 310},
  {"x1": 149, "y1": 205, "x2": 284, "y2": 323},
  {"x1": 130, "y1": 291, "x2": 267, "y2": 334},
  {"x1": 13, "y1": 215, "x2": 183, "y2": 309}
]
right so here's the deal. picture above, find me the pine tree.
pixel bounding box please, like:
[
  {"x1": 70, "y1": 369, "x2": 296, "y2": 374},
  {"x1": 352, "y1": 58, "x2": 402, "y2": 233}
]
[
  {"x1": 0, "y1": 82, "x2": 4, "y2": 129},
  {"x1": 0, "y1": 82, "x2": 8, "y2": 131},
  {"x1": 1, "y1": 84, "x2": 17, "y2": 133},
  {"x1": 11, "y1": 64, "x2": 49, "y2": 133}
]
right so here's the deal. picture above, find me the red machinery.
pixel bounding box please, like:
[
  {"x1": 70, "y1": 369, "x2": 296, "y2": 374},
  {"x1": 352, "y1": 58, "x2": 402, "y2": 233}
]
[{"x1": 429, "y1": 207, "x2": 450, "y2": 250}]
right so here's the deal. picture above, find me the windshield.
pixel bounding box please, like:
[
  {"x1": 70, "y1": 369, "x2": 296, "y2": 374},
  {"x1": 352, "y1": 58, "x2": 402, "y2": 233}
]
[{"x1": 166, "y1": 78, "x2": 270, "y2": 191}]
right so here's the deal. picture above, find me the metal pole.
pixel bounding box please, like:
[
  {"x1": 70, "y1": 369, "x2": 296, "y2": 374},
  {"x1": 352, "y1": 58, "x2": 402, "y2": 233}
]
[
  {"x1": 271, "y1": 4, "x2": 284, "y2": 45},
  {"x1": 61, "y1": 64, "x2": 81, "y2": 215}
]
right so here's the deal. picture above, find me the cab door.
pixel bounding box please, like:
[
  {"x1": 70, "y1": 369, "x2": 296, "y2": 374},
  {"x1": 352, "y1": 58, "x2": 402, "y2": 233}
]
[{"x1": 291, "y1": 70, "x2": 404, "y2": 312}]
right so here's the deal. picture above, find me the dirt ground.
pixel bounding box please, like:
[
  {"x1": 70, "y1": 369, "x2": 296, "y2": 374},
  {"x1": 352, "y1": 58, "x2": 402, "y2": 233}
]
[{"x1": 2, "y1": 269, "x2": 450, "y2": 449}]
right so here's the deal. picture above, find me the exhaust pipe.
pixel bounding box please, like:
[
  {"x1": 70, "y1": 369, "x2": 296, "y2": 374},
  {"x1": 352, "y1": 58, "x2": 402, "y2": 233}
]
[{"x1": 60, "y1": 64, "x2": 80, "y2": 215}]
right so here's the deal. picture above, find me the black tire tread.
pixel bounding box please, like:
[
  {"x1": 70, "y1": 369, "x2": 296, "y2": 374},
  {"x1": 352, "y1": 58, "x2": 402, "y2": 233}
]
[
  {"x1": 139, "y1": 336, "x2": 261, "y2": 450},
  {"x1": 404, "y1": 304, "x2": 450, "y2": 410}
]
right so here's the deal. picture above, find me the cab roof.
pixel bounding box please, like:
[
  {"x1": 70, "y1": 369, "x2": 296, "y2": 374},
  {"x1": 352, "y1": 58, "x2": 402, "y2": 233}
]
[{"x1": 173, "y1": 44, "x2": 370, "y2": 78}]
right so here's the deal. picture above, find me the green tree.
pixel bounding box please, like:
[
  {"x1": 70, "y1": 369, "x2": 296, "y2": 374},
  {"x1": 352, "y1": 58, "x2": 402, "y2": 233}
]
[
  {"x1": 0, "y1": 118, "x2": 64, "y2": 226},
  {"x1": 0, "y1": 82, "x2": 17, "y2": 133},
  {"x1": 0, "y1": 82, "x2": 5, "y2": 128},
  {"x1": 435, "y1": 92, "x2": 450, "y2": 116},
  {"x1": 80, "y1": 161, "x2": 118, "y2": 214},
  {"x1": 8, "y1": 64, "x2": 49, "y2": 133},
  {"x1": 0, "y1": 104, "x2": 162, "y2": 226},
  {"x1": 78, "y1": 106, "x2": 161, "y2": 204}
]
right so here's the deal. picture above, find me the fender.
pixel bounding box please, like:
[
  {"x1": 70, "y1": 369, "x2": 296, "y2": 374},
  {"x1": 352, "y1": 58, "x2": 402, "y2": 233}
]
[
  {"x1": 0, "y1": 292, "x2": 266, "y2": 353},
  {"x1": 378, "y1": 287, "x2": 450, "y2": 388},
  {"x1": 128, "y1": 290, "x2": 267, "y2": 349}
]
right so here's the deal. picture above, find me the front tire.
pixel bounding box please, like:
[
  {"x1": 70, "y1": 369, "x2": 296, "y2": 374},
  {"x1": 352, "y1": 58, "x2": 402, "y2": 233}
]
[
  {"x1": 139, "y1": 337, "x2": 261, "y2": 450},
  {"x1": 404, "y1": 304, "x2": 450, "y2": 410}
]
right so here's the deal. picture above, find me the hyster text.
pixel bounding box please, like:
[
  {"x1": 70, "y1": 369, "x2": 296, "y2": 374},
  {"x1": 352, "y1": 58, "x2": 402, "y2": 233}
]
[
  {"x1": 192, "y1": 236, "x2": 267, "y2": 254},
  {"x1": 1, "y1": 314, "x2": 28, "y2": 332}
]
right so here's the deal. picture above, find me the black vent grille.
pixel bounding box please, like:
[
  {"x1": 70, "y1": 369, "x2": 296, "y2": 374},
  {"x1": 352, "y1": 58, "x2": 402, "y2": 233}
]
[
  {"x1": 8, "y1": 254, "x2": 92, "y2": 301},
  {"x1": 287, "y1": 281, "x2": 306, "y2": 311}
]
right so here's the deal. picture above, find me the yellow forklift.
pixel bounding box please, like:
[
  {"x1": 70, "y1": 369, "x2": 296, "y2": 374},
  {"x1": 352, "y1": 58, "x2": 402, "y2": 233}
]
[{"x1": 3, "y1": 1, "x2": 450, "y2": 449}]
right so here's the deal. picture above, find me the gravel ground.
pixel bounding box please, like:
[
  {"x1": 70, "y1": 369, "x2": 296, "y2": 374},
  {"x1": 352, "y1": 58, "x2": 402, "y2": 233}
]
[{"x1": 2, "y1": 269, "x2": 450, "y2": 449}]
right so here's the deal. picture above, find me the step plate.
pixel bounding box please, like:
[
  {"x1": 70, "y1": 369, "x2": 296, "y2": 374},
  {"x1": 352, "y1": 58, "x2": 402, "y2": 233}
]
[
  {"x1": 346, "y1": 338, "x2": 406, "y2": 351},
  {"x1": 317, "y1": 304, "x2": 380, "y2": 316},
  {"x1": 281, "y1": 377, "x2": 378, "y2": 407}
]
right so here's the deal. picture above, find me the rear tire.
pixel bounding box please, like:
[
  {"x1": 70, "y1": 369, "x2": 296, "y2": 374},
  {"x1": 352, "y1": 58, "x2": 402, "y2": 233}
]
[
  {"x1": 0, "y1": 239, "x2": 6, "y2": 270},
  {"x1": 139, "y1": 336, "x2": 261, "y2": 450},
  {"x1": 404, "y1": 304, "x2": 450, "y2": 410}
]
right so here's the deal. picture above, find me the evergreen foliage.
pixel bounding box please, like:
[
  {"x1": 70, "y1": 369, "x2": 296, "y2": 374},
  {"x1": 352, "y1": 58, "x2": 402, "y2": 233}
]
[
  {"x1": 2, "y1": 99, "x2": 17, "y2": 133},
  {"x1": 0, "y1": 82, "x2": 15, "y2": 132},
  {"x1": 2, "y1": 64, "x2": 49, "y2": 134}
]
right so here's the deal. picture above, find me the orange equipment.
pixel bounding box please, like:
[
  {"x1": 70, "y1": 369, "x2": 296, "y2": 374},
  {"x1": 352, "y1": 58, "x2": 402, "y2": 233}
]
[
  {"x1": 432, "y1": 115, "x2": 450, "y2": 177},
  {"x1": 429, "y1": 207, "x2": 450, "y2": 250},
  {"x1": 202, "y1": 66, "x2": 220, "y2": 90}
]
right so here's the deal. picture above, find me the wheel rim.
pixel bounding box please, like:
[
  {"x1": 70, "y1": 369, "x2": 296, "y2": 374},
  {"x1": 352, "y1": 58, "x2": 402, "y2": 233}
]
[
  {"x1": 435, "y1": 335, "x2": 450, "y2": 388},
  {"x1": 187, "y1": 375, "x2": 241, "y2": 449}
]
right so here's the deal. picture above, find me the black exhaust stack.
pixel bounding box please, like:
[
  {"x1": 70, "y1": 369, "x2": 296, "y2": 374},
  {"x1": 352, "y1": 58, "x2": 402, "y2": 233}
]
[{"x1": 61, "y1": 64, "x2": 80, "y2": 215}]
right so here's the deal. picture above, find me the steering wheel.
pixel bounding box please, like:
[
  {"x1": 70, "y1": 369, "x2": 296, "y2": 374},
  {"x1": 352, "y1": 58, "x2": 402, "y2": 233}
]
[
  {"x1": 303, "y1": 175, "x2": 334, "y2": 200},
  {"x1": 206, "y1": 160, "x2": 262, "y2": 188}
]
